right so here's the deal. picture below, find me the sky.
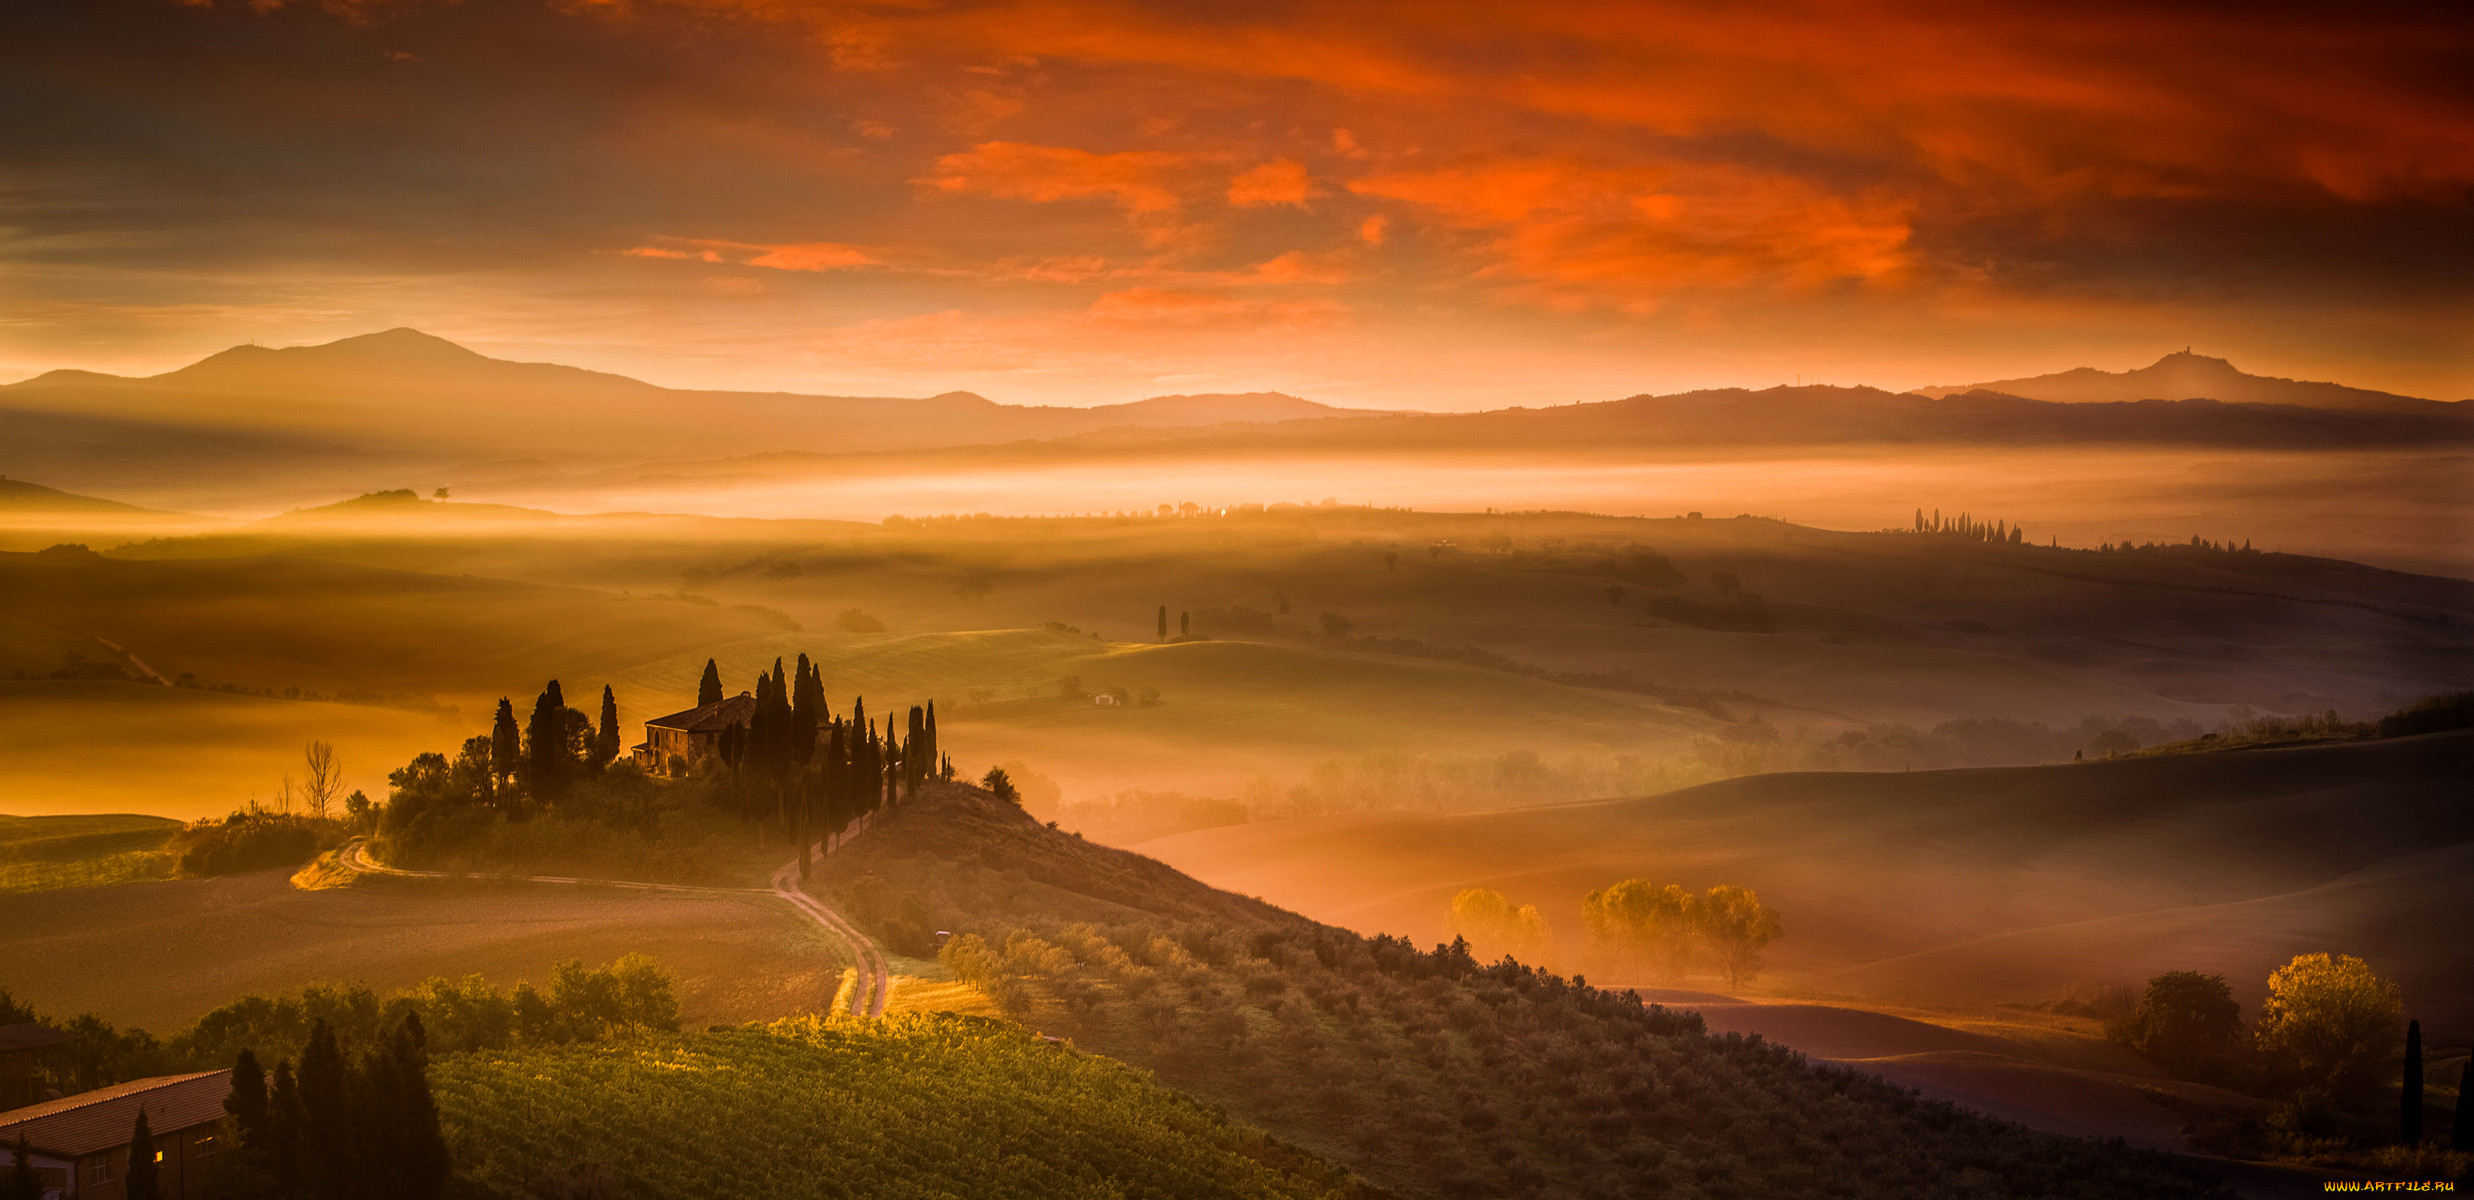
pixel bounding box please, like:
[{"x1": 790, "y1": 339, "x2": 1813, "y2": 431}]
[{"x1": 3, "y1": 0, "x2": 2470, "y2": 408}]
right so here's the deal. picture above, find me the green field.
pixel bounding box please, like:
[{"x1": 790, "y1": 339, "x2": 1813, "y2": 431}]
[
  {"x1": 436, "y1": 1016, "x2": 1369, "y2": 1200},
  {"x1": 0, "y1": 812, "x2": 179, "y2": 892}
]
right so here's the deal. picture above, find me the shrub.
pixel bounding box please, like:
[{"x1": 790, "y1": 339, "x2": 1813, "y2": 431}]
[
  {"x1": 168, "y1": 812, "x2": 335, "y2": 877},
  {"x1": 2109, "y1": 971, "x2": 2246, "y2": 1082}
]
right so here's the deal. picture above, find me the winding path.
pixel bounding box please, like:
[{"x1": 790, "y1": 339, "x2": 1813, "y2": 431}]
[{"x1": 336, "y1": 838, "x2": 890, "y2": 1017}]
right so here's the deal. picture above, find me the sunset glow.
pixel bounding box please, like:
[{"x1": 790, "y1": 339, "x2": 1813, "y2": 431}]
[{"x1": 6, "y1": 0, "x2": 2468, "y2": 403}]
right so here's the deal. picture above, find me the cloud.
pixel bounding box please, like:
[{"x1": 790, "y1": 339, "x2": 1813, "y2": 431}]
[
  {"x1": 1229, "y1": 160, "x2": 1314, "y2": 208},
  {"x1": 1352, "y1": 159, "x2": 1912, "y2": 306},
  {"x1": 925, "y1": 142, "x2": 1197, "y2": 217},
  {"x1": 622, "y1": 239, "x2": 877, "y2": 272}
]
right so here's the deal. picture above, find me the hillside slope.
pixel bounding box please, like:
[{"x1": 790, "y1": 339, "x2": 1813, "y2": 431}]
[
  {"x1": 817, "y1": 784, "x2": 2231, "y2": 1199},
  {"x1": 1136, "y1": 732, "x2": 2474, "y2": 1028}
]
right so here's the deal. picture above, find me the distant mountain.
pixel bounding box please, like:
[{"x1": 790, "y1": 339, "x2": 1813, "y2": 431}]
[
  {"x1": 0, "y1": 329, "x2": 1382, "y2": 461},
  {"x1": 1016, "y1": 383, "x2": 2474, "y2": 454},
  {"x1": 1914, "y1": 351, "x2": 2456, "y2": 414},
  {"x1": 0, "y1": 476, "x2": 156, "y2": 513}
]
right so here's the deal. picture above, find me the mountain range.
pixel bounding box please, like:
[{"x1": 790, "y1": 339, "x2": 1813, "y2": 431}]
[{"x1": 3, "y1": 332, "x2": 2465, "y2": 501}]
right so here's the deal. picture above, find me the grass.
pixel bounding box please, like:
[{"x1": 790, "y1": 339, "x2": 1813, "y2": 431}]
[
  {"x1": 435, "y1": 1016, "x2": 1376, "y2": 1199},
  {"x1": 0, "y1": 812, "x2": 179, "y2": 892}
]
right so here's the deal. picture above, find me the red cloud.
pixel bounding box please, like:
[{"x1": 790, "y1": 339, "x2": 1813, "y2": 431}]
[
  {"x1": 622, "y1": 238, "x2": 877, "y2": 272},
  {"x1": 926, "y1": 142, "x2": 1197, "y2": 216},
  {"x1": 1229, "y1": 160, "x2": 1314, "y2": 208}
]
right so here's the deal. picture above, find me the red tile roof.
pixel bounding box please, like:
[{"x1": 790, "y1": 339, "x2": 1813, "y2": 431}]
[
  {"x1": 0, "y1": 1071, "x2": 230, "y2": 1158},
  {"x1": 0, "y1": 1024, "x2": 78, "y2": 1054},
  {"x1": 646, "y1": 691, "x2": 755, "y2": 733}
]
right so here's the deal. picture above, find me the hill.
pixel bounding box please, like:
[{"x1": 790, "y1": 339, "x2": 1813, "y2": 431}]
[
  {"x1": 0, "y1": 813, "x2": 180, "y2": 893},
  {"x1": 0, "y1": 477, "x2": 156, "y2": 513},
  {"x1": 1915, "y1": 351, "x2": 2460, "y2": 414},
  {"x1": 438, "y1": 1016, "x2": 1375, "y2": 1199},
  {"x1": 813, "y1": 783, "x2": 2232, "y2": 1199},
  {"x1": 1134, "y1": 732, "x2": 2474, "y2": 1030}
]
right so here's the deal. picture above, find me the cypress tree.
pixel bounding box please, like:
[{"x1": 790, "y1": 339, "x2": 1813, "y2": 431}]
[
  {"x1": 523, "y1": 681, "x2": 571, "y2": 809},
  {"x1": 297, "y1": 1020, "x2": 352, "y2": 1200},
  {"x1": 924, "y1": 700, "x2": 938, "y2": 776},
  {"x1": 2456, "y1": 1038, "x2": 2474, "y2": 1149},
  {"x1": 227, "y1": 1048, "x2": 271, "y2": 1146},
  {"x1": 123, "y1": 1109, "x2": 160, "y2": 1200},
  {"x1": 2402, "y1": 1018, "x2": 2423, "y2": 1144},
  {"x1": 269, "y1": 1058, "x2": 304, "y2": 1197},
  {"x1": 594, "y1": 685, "x2": 620, "y2": 768},
  {"x1": 488, "y1": 698, "x2": 520, "y2": 806},
  {"x1": 9, "y1": 1133, "x2": 38, "y2": 1200},
  {"x1": 697, "y1": 658, "x2": 723, "y2": 707},
  {"x1": 395, "y1": 1013, "x2": 450, "y2": 1199},
  {"x1": 1157, "y1": 604, "x2": 1167, "y2": 641},
  {"x1": 1180, "y1": 611, "x2": 1190, "y2": 637}
]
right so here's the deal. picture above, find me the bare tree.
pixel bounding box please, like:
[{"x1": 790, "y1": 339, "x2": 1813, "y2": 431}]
[{"x1": 303, "y1": 740, "x2": 341, "y2": 820}]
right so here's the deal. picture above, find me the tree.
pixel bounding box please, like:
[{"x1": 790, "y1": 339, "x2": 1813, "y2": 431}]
[
  {"x1": 2457, "y1": 1038, "x2": 2474, "y2": 1150},
  {"x1": 1179, "y1": 611, "x2": 1190, "y2": 637},
  {"x1": 8, "y1": 1133, "x2": 38, "y2": 1200},
  {"x1": 489, "y1": 698, "x2": 520, "y2": 804},
  {"x1": 524, "y1": 680, "x2": 571, "y2": 808},
  {"x1": 2255, "y1": 953, "x2": 2404, "y2": 1098},
  {"x1": 2402, "y1": 1018, "x2": 2423, "y2": 1144},
  {"x1": 391, "y1": 1013, "x2": 450, "y2": 1198},
  {"x1": 297, "y1": 1020, "x2": 352, "y2": 1200},
  {"x1": 1449, "y1": 888, "x2": 1554, "y2": 967},
  {"x1": 1157, "y1": 605, "x2": 1168, "y2": 641},
  {"x1": 698, "y1": 658, "x2": 724, "y2": 707},
  {"x1": 1582, "y1": 880, "x2": 1698, "y2": 981},
  {"x1": 2112, "y1": 971, "x2": 2244, "y2": 1079},
  {"x1": 1696, "y1": 885, "x2": 1783, "y2": 989},
  {"x1": 593, "y1": 685, "x2": 620, "y2": 768},
  {"x1": 983, "y1": 767, "x2": 1019, "y2": 803},
  {"x1": 124, "y1": 1109, "x2": 160, "y2": 1200},
  {"x1": 227, "y1": 1047, "x2": 270, "y2": 1145},
  {"x1": 303, "y1": 740, "x2": 342, "y2": 820}
]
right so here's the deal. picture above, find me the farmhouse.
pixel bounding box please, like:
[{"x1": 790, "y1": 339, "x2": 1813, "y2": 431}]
[
  {"x1": 632, "y1": 691, "x2": 755, "y2": 773},
  {"x1": 0, "y1": 1069, "x2": 231, "y2": 1200},
  {"x1": 1, "y1": 1024, "x2": 78, "y2": 1112}
]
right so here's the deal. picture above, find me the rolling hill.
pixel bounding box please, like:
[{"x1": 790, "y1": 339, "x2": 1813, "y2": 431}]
[{"x1": 1134, "y1": 731, "x2": 2474, "y2": 1030}]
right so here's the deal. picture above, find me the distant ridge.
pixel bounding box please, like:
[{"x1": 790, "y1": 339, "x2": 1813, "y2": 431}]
[
  {"x1": 0, "y1": 329, "x2": 1382, "y2": 460},
  {"x1": 1915, "y1": 351, "x2": 2452, "y2": 414},
  {"x1": 0, "y1": 476, "x2": 158, "y2": 514}
]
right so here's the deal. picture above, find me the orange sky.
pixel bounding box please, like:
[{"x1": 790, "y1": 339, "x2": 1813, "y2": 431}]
[{"x1": 2, "y1": 0, "x2": 2468, "y2": 405}]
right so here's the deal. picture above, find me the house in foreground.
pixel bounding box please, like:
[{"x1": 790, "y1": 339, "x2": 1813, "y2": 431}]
[
  {"x1": 631, "y1": 691, "x2": 755, "y2": 774},
  {"x1": 0, "y1": 1070, "x2": 231, "y2": 1200}
]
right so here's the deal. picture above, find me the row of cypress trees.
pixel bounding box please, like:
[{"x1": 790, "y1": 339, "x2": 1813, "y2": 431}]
[
  {"x1": 211, "y1": 1015, "x2": 448, "y2": 1199},
  {"x1": 691, "y1": 655, "x2": 945, "y2": 877}
]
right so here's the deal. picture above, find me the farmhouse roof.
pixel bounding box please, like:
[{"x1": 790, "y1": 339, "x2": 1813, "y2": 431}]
[
  {"x1": 0, "y1": 1070, "x2": 230, "y2": 1157},
  {"x1": 646, "y1": 691, "x2": 755, "y2": 732},
  {"x1": 0, "y1": 1024, "x2": 78, "y2": 1054}
]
